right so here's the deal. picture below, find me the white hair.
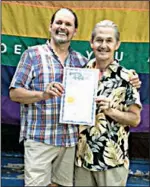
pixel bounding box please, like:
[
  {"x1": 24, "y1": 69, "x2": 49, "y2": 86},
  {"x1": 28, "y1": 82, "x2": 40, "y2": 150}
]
[{"x1": 91, "y1": 20, "x2": 120, "y2": 42}]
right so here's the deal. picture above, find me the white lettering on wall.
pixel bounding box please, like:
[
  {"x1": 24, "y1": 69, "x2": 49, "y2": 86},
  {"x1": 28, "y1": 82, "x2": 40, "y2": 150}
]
[
  {"x1": 115, "y1": 52, "x2": 124, "y2": 61},
  {"x1": 14, "y1": 45, "x2": 22, "y2": 54},
  {"x1": 1, "y1": 43, "x2": 7, "y2": 53},
  {"x1": 86, "y1": 50, "x2": 93, "y2": 60}
]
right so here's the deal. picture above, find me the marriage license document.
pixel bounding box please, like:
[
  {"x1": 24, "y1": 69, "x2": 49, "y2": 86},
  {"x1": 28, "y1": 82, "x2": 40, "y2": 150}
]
[{"x1": 59, "y1": 67, "x2": 99, "y2": 126}]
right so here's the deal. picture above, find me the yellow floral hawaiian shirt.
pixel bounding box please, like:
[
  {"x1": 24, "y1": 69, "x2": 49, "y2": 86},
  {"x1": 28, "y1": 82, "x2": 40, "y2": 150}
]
[{"x1": 75, "y1": 60, "x2": 142, "y2": 171}]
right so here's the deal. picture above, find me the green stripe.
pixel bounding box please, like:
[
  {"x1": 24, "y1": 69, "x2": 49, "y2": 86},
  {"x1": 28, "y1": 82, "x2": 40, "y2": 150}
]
[{"x1": 1, "y1": 35, "x2": 149, "y2": 73}]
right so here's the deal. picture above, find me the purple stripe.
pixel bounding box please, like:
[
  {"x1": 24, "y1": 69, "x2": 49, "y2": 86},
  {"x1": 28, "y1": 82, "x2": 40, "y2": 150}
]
[
  {"x1": 1, "y1": 96, "x2": 20, "y2": 125},
  {"x1": 130, "y1": 104, "x2": 149, "y2": 132},
  {"x1": 1, "y1": 96, "x2": 149, "y2": 132}
]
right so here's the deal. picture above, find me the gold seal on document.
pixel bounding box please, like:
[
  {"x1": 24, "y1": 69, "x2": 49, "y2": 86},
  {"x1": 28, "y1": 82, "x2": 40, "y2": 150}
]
[{"x1": 66, "y1": 96, "x2": 75, "y2": 103}]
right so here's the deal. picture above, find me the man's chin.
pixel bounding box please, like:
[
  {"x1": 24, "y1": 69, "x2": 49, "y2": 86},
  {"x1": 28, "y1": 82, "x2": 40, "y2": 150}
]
[
  {"x1": 56, "y1": 39, "x2": 69, "y2": 44},
  {"x1": 98, "y1": 55, "x2": 109, "y2": 60}
]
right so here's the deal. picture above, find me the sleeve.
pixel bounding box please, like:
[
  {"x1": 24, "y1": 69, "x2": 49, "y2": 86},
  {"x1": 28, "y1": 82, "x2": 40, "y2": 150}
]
[
  {"x1": 125, "y1": 83, "x2": 142, "y2": 110},
  {"x1": 9, "y1": 49, "x2": 33, "y2": 90}
]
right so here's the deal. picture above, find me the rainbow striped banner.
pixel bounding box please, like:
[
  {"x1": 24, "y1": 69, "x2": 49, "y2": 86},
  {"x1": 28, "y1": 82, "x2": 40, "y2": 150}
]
[{"x1": 1, "y1": 1, "x2": 149, "y2": 132}]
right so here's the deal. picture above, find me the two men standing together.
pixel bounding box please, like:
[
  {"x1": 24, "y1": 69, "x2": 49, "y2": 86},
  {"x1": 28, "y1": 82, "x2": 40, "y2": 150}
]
[{"x1": 9, "y1": 8, "x2": 141, "y2": 187}]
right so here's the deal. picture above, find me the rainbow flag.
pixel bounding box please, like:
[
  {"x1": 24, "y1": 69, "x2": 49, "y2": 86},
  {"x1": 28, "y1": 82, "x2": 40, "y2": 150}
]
[{"x1": 1, "y1": 1, "x2": 149, "y2": 132}]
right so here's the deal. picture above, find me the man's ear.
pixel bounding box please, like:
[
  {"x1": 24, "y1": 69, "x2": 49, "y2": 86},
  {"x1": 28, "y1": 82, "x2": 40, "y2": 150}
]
[
  {"x1": 49, "y1": 24, "x2": 52, "y2": 33},
  {"x1": 73, "y1": 28, "x2": 77, "y2": 37},
  {"x1": 115, "y1": 41, "x2": 121, "y2": 50},
  {"x1": 90, "y1": 40, "x2": 94, "y2": 49}
]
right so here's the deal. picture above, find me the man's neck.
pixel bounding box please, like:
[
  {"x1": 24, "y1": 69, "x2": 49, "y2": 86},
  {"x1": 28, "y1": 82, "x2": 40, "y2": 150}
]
[
  {"x1": 50, "y1": 39, "x2": 70, "y2": 65},
  {"x1": 95, "y1": 58, "x2": 114, "y2": 71},
  {"x1": 50, "y1": 39, "x2": 70, "y2": 56}
]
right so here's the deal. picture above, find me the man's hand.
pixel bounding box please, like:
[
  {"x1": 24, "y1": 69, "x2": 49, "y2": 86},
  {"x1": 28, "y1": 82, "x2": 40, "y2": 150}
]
[
  {"x1": 43, "y1": 82, "x2": 64, "y2": 100},
  {"x1": 95, "y1": 96, "x2": 111, "y2": 111},
  {"x1": 129, "y1": 69, "x2": 141, "y2": 89}
]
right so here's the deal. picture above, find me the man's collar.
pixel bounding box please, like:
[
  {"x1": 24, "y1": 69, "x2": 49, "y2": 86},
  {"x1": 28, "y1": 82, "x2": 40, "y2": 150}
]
[
  {"x1": 87, "y1": 58, "x2": 119, "y2": 72},
  {"x1": 108, "y1": 60, "x2": 120, "y2": 73},
  {"x1": 46, "y1": 40, "x2": 73, "y2": 55}
]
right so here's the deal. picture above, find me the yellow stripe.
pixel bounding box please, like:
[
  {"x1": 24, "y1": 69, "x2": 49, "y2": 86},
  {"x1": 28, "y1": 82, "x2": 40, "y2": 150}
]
[{"x1": 2, "y1": 3, "x2": 149, "y2": 42}]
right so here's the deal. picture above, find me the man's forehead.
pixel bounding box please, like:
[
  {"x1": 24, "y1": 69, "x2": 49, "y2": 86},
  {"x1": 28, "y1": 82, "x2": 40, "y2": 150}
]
[
  {"x1": 95, "y1": 27, "x2": 115, "y2": 38},
  {"x1": 55, "y1": 9, "x2": 74, "y2": 19}
]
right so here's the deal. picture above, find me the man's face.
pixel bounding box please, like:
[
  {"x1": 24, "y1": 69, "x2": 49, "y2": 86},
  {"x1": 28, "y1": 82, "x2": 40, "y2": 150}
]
[
  {"x1": 90, "y1": 27, "x2": 120, "y2": 61},
  {"x1": 50, "y1": 9, "x2": 77, "y2": 44}
]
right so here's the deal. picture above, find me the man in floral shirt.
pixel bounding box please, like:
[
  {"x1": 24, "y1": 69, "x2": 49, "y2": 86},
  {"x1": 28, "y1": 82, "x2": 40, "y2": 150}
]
[{"x1": 75, "y1": 20, "x2": 142, "y2": 186}]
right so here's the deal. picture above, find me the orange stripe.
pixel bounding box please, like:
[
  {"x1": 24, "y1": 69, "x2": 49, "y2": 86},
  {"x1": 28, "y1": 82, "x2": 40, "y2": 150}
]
[{"x1": 2, "y1": 1, "x2": 149, "y2": 12}]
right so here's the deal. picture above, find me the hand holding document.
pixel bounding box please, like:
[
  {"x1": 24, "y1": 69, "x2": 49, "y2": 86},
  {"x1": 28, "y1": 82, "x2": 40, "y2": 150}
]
[
  {"x1": 95, "y1": 96, "x2": 111, "y2": 111},
  {"x1": 59, "y1": 67, "x2": 99, "y2": 126}
]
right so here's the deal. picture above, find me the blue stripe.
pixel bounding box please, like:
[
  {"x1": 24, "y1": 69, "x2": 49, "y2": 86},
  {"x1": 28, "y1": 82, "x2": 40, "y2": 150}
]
[{"x1": 1, "y1": 65, "x2": 16, "y2": 96}]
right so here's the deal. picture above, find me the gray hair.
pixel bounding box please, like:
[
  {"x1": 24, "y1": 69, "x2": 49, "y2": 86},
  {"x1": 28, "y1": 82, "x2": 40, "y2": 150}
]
[{"x1": 91, "y1": 20, "x2": 120, "y2": 42}]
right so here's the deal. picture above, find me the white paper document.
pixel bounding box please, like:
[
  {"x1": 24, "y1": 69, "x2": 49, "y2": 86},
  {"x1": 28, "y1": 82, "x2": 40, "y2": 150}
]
[{"x1": 59, "y1": 67, "x2": 99, "y2": 126}]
